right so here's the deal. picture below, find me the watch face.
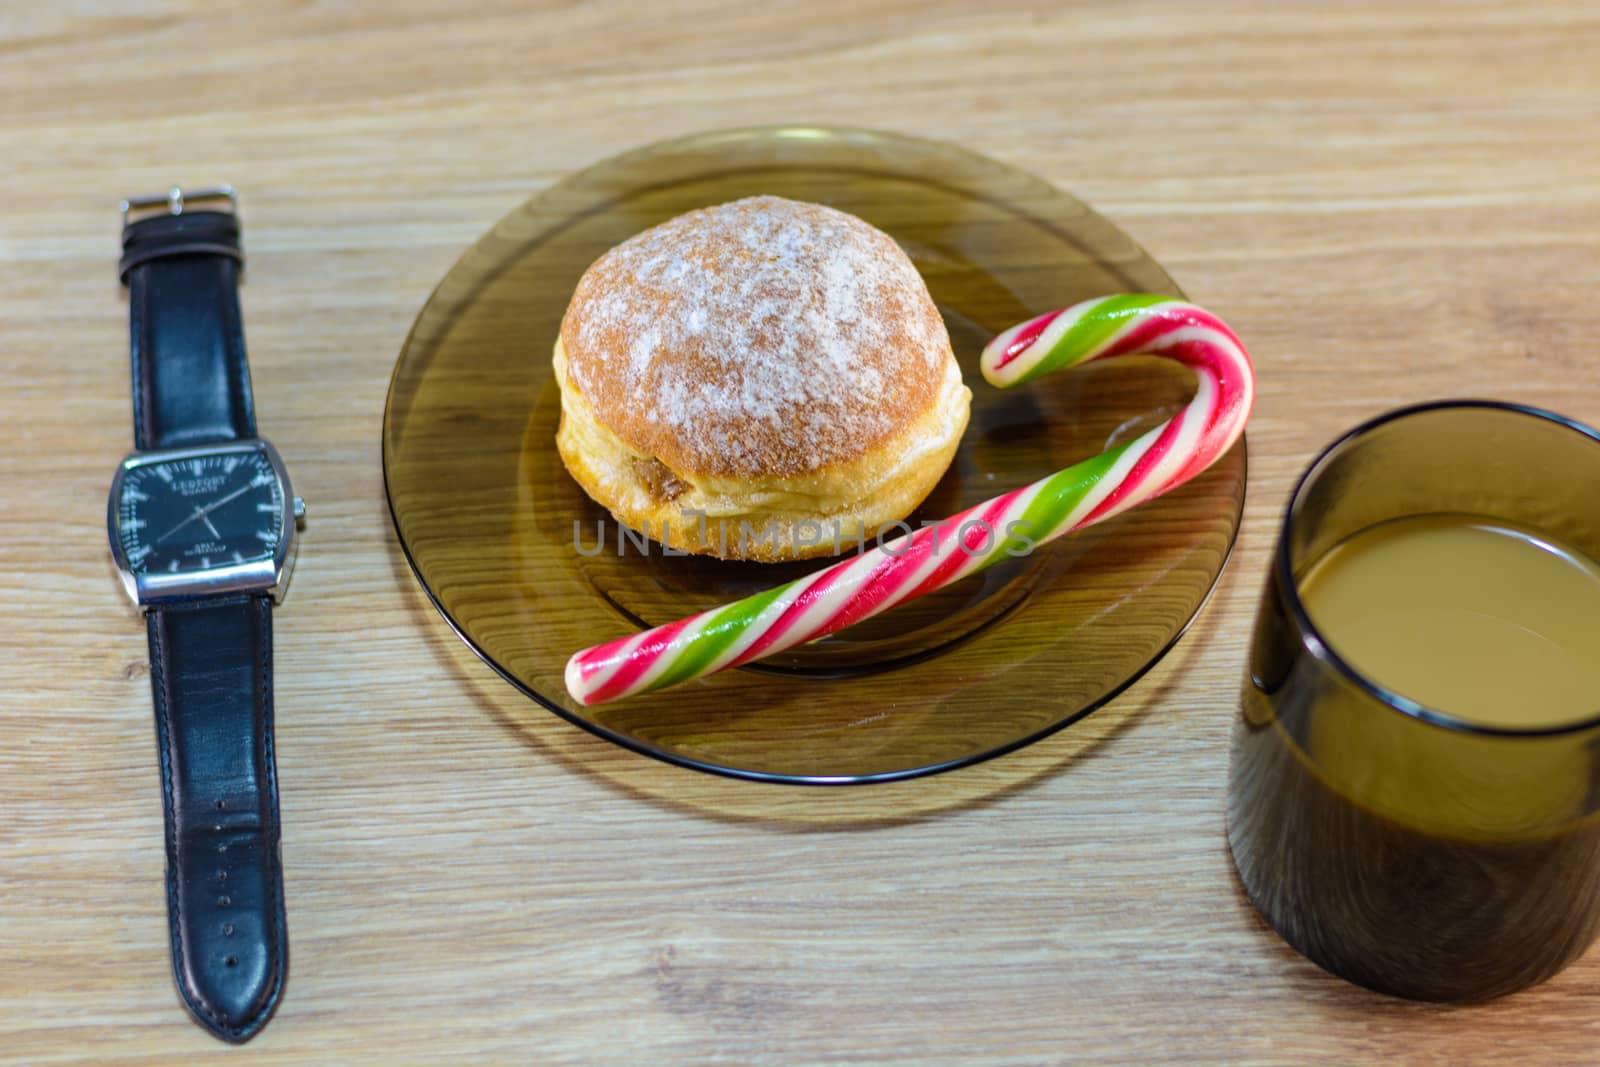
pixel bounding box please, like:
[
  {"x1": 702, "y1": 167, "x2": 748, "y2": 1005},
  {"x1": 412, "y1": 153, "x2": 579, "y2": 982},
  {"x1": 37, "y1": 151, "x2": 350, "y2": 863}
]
[{"x1": 115, "y1": 448, "x2": 285, "y2": 576}]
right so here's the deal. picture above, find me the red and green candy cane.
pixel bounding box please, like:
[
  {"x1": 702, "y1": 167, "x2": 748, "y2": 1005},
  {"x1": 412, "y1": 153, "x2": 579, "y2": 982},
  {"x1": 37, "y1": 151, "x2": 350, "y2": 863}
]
[{"x1": 564, "y1": 295, "x2": 1256, "y2": 706}]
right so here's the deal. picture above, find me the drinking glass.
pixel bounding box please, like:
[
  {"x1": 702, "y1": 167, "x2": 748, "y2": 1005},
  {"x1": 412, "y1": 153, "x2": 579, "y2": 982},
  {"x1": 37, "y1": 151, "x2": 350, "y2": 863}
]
[{"x1": 1228, "y1": 401, "x2": 1600, "y2": 1001}]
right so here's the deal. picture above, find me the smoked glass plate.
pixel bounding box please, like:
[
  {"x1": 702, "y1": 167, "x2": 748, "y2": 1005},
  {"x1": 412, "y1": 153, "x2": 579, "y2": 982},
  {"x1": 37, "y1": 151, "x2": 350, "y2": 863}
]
[{"x1": 382, "y1": 126, "x2": 1246, "y2": 783}]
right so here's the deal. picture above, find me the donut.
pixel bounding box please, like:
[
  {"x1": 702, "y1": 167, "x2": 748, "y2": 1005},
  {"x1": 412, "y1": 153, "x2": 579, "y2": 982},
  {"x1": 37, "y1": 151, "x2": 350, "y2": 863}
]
[{"x1": 554, "y1": 195, "x2": 971, "y2": 561}]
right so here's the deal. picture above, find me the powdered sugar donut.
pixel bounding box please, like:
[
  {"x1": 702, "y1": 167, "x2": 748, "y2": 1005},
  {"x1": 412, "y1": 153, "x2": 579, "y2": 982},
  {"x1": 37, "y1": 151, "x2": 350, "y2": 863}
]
[{"x1": 555, "y1": 195, "x2": 970, "y2": 561}]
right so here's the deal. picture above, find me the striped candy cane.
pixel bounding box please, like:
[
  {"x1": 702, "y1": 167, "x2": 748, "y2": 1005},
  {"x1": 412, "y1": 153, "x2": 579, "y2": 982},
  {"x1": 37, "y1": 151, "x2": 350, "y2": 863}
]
[{"x1": 565, "y1": 295, "x2": 1255, "y2": 706}]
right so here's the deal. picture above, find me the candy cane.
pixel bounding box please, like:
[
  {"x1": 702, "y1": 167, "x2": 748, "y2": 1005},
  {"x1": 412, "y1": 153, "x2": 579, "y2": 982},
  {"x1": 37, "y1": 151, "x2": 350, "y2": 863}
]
[{"x1": 565, "y1": 295, "x2": 1255, "y2": 706}]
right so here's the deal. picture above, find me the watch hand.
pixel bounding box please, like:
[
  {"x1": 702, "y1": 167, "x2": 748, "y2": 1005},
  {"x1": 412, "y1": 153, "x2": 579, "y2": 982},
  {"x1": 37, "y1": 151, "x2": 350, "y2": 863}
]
[
  {"x1": 154, "y1": 481, "x2": 261, "y2": 544},
  {"x1": 154, "y1": 508, "x2": 204, "y2": 545},
  {"x1": 192, "y1": 480, "x2": 258, "y2": 519},
  {"x1": 199, "y1": 512, "x2": 222, "y2": 539}
]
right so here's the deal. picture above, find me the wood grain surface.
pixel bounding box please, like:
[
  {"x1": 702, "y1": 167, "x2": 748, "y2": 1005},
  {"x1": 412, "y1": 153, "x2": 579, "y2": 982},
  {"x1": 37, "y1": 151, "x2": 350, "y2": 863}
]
[{"x1": 3, "y1": 2, "x2": 1598, "y2": 1063}]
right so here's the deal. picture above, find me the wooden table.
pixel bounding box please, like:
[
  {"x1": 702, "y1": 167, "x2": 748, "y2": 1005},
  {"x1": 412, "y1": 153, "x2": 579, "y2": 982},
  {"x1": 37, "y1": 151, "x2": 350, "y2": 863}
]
[{"x1": 4, "y1": 3, "x2": 1598, "y2": 1063}]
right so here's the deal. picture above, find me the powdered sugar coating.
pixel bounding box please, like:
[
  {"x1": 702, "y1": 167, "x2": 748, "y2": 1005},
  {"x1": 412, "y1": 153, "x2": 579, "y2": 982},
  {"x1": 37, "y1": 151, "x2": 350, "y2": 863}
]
[{"x1": 559, "y1": 196, "x2": 952, "y2": 478}]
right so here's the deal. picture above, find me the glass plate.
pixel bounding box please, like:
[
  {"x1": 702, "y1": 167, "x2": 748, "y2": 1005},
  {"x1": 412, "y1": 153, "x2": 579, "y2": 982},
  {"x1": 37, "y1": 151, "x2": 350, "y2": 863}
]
[{"x1": 383, "y1": 126, "x2": 1246, "y2": 784}]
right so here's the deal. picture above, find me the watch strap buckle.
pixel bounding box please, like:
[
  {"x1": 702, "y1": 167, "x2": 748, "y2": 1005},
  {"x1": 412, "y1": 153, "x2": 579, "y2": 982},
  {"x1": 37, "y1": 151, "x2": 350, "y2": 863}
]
[{"x1": 120, "y1": 184, "x2": 237, "y2": 229}]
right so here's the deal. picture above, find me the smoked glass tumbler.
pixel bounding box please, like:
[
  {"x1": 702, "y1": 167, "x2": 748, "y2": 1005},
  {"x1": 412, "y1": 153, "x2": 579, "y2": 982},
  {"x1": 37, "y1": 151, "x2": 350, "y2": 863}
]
[{"x1": 1228, "y1": 401, "x2": 1600, "y2": 1001}]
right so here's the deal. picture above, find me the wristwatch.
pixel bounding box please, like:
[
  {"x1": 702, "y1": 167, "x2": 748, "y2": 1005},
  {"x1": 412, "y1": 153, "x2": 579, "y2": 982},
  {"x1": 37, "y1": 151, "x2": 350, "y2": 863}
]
[{"x1": 106, "y1": 186, "x2": 304, "y2": 1042}]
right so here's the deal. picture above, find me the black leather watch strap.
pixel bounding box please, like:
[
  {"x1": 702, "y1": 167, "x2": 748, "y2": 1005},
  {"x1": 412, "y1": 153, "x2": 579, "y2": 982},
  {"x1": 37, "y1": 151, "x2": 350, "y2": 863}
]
[
  {"x1": 147, "y1": 595, "x2": 286, "y2": 1042},
  {"x1": 121, "y1": 210, "x2": 256, "y2": 450}
]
